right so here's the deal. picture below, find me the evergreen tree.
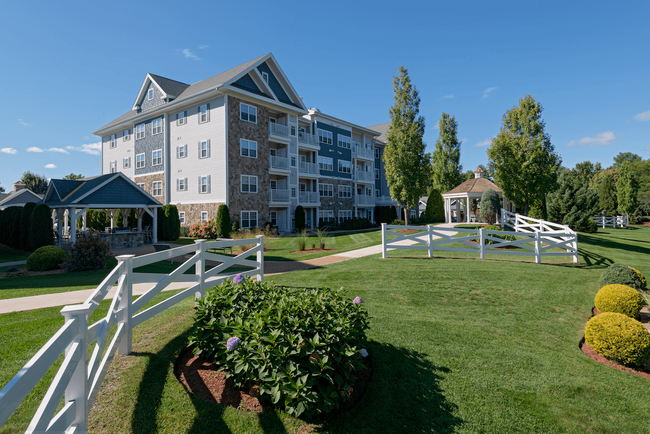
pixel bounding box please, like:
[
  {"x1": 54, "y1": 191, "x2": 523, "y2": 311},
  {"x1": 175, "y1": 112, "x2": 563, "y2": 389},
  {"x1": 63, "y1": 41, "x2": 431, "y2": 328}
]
[
  {"x1": 20, "y1": 202, "x2": 37, "y2": 250},
  {"x1": 384, "y1": 66, "x2": 429, "y2": 225},
  {"x1": 431, "y1": 113, "x2": 463, "y2": 193},
  {"x1": 295, "y1": 205, "x2": 305, "y2": 231},
  {"x1": 30, "y1": 204, "x2": 53, "y2": 250},
  {"x1": 9, "y1": 208, "x2": 23, "y2": 249},
  {"x1": 547, "y1": 168, "x2": 599, "y2": 232},
  {"x1": 215, "y1": 204, "x2": 231, "y2": 238},
  {"x1": 424, "y1": 188, "x2": 445, "y2": 222},
  {"x1": 479, "y1": 189, "x2": 500, "y2": 224},
  {"x1": 162, "y1": 205, "x2": 180, "y2": 241},
  {"x1": 20, "y1": 171, "x2": 49, "y2": 194},
  {"x1": 613, "y1": 152, "x2": 642, "y2": 168},
  {"x1": 487, "y1": 95, "x2": 561, "y2": 215},
  {"x1": 63, "y1": 173, "x2": 84, "y2": 180},
  {"x1": 617, "y1": 160, "x2": 639, "y2": 218},
  {"x1": 598, "y1": 174, "x2": 617, "y2": 215}
]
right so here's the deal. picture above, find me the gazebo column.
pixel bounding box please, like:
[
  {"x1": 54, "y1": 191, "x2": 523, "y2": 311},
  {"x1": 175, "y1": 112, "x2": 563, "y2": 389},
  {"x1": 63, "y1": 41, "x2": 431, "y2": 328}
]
[
  {"x1": 466, "y1": 197, "x2": 470, "y2": 223},
  {"x1": 56, "y1": 209, "x2": 64, "y2": 248},
  {"x1": 69, "y1": 208, "x2": 78, "y2": 246},
  {"x1": 121, "y1": 209, "x2": 130, "y2": 228},
  {"x1": 455, "y1": 199, "x2": 459, "y2": 223},
  {"x1": 136, "y1": 208, "x2": 145, "y2": 231},
  {"x1": 64, "y1": 210, "x2": 69, "y2": 236},
  {"x1": 152, "y1": 208, "x2": 158, "y2": 243},
  {"x1": 82, "y1": 213, "x2": 87, "y2": 231}
]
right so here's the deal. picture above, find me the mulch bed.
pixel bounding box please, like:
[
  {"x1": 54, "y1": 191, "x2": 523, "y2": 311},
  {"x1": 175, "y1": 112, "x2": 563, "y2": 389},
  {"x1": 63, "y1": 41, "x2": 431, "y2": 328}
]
[
  {"x1": 467, "y1": 240, "x2": 518, "y2": 250},
  {"x1": 397, "y1": 229, "x2": 420, "y2": 234},
  {"x1": 0, "y1": 268, "x2": 66, "y2": 279},
  {"x1": 290, "y1": 248, "x2": 337, "y2": 254},
  {"x1": 175, "y1": 349, "x2": 372, "y2": 414},
  {"x1": 579, "y1": 307, "x2": 650, "y2": 379}
]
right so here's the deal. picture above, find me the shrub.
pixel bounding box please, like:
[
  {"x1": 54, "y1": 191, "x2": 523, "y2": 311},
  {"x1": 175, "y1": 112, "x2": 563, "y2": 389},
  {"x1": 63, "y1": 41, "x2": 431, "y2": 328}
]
[
  {"x1": 391, "y1": 219, "x2": 405, "y2": 225},
  {"x1": 630, "y1": 267, "x2": 647, "y2": 289},
  {"x1": 482, "y1": 224, "x2": 517, "y2": 245},
  {"x1": 297, "y1": 229, "x2": 308, "y2": 251},
  {"x1": 188, "y1": 278, "x2": 369, "y2": 417},
  {"x1": 338, "y1": 218, "x2": 375, "y2": 231},
  {"x1": 595, "y1": 284, "x2": 644, "y2": 318},
  {"x1": 179, "y1": 226, "x2": 190, "y2": 237},
  {"x1": 61, "y1": 235, "x2": 112, "y2": 272},
  {"x1": 295, "y1": 205, "x2": 305, "y2": 231},
  {"x1": 161, "y1": 205, "x2": 181, "y2": 241},
  {"x1": 316, "y1": 227, "x2": 328, "y2": 248},
  {"x1": 27, "y1": 245, "x2": 67, "y2": 271},
  {"x1": 30, "y1": 204, "x2": 53, "y2": 251},
  {"x1": 9, "y1": 207, "x2": 22, "y2": 249},
  {"x1": 425, "y1": 188, "x2": 445, "y2": 223},
  {"x1": 215, "y1": 204, "x2": 231, "y2": 238},
  {"x1": 20, "y1": 202, "x2": 36, "y2": 251},
  {"x1": 231, "y1": 221, "x2": 240, "y2": 234},
  {"x1": 599, "y1": 263, "x2": 645, "y2": 292},
  {"x1": 480, "y1": 189, "x2": 500, "y2": 224},
  {"x1": 585, "y1": 312, "x2": 650, "y2": 367}
]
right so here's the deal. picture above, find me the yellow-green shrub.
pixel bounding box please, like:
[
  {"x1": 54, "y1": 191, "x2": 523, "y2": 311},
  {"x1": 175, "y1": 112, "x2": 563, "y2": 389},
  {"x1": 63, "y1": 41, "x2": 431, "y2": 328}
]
[
  {"x1": 585, "y1": 312, "x2": 650, "y2": 367},
  {"x1": 631, "y1": 267, "x2": 647, "y2": 289},
  {"x1": 595, "y1": 284, "x2": 644, "y2": 318}
]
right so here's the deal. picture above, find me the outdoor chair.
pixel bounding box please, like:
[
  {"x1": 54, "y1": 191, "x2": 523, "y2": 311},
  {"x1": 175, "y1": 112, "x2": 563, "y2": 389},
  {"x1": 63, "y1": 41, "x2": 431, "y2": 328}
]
[{"x1": 153, "y1": 243, "x2": 188, "y2": 264}]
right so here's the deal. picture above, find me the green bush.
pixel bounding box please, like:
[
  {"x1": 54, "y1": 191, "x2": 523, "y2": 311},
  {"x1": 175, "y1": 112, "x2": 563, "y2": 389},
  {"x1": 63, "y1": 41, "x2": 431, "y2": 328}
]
[
  {"x1": 179, "y1": 226, "x2": 190, "y2": 237},
  {"x1": 585, "y1": 312, "x2": 650, "y2": 367},
  {"x1": 295, "y1": 205, "x2": 306, "y2": 231},
  {"x1": 231, "y1": 221, "x2": 240, "y2": 233},
  {"x1": 595, "y1": 284, "x2": 644, "y2": 318},
  {"x1": 188, "y1": 277, "x2": 369, "y2": 417},
  {"x1": 630, "y1": 267, "x2": 647, "y2": 289},
  {"x1": 479, "y1": 189, "x2": 500, "y2": 224},
  {"x1": 20, "y1": 202, "x2": 36, "y2": 251},
  {"x1": 425, "y1": 189, "x2": 445, "y2": 223},
  {"x1": 215, "y1": 204, "x2": 231, "y2": 238},
  {"x1": 338, "y1": 217, "x2": 375, "y2": 231},
  {"x1": 27, "y1": 245, "x2": 67, "y2": 271},
  {"x1": 0, "y1": 209, "x2": 5, "y2": 244},
  {"x1": 162, "y1": 205, "x2": 181, "y2": 241},
  {"x1": 599, "y1": 263, "x2": 645, "y2": 292},
  {"x1": 583, "y1": 218, "x2": 598, "y2": 233},
  {"x1": 391, "y1": 219, "x2": 405, "y2": 225},
  {"x1": 30, "y1": 204, "x2": 53, "y2": 251},
  {"x1": 482, "y1": 224, "x2": 517, "y2": 245},
  {"x1": 61, "y1": 235, "x2": 112, "y2": 272},
  {"x1": 9, "y1": 207, "x2": 22, "y2": 249}
]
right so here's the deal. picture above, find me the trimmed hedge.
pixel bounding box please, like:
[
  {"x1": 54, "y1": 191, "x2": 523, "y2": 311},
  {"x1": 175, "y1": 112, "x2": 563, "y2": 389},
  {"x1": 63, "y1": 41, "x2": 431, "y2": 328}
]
[
  {"x1": 295, "y1": 205, "x2": 305, "y2": 231},
  {"x1": 594, "y1": 284, "x2": 644, "y2": 318},
  {"x1": 425, "y1": 189, "x2": 445, "y2": 223},
  {"x1": 27, "y1": 245, "x2": 67, "y2": 271},
  {"x1": 585, "y1": 312, "x2": 650, "y2": 367},
  {"x1": 30, "y1": 204, "x2": 53, "y2": 251},
  {"x1": 162, "y1": 205, "x2": 181, "y2": 241},
  {"x1": 20, "y1": 202, "x2": 37, "y2": 251},
  {"x1": 215, "y1": 204, "x2": 231, "y2": 238},
  {"x1": 9, "y1": 207, "x2": 22, "y2": 249},
  {"x1": 599, "y1": 263, "x2": 645, "y2": 292}
]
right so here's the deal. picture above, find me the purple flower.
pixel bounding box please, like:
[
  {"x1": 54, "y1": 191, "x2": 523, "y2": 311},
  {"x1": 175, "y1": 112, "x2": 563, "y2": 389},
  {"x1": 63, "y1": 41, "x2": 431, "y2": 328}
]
[
  {"x1": 232, "y1": 273, "x2": 245, "y2": 284},
  {"x1": 359, "y1": 348, "x2": 369, "y2": 358},
  {"x1": 353, "y1": 296, "x2": 364, "y2": 304},
  {"x1": 226, "y1": 337, "x2": 241, "y2": 351}
]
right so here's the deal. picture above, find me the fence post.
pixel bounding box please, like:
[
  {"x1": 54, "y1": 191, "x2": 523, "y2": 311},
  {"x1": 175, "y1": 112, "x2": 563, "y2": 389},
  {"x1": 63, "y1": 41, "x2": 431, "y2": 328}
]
[
  {"x1": 256, "y1": 235, "x2": 264, "y2": 282},
  {"x1": 60, "y1": 304, "x2": 90, "y2": 433},
  {"x1": 116, "y1": 255, "x2": 134, "y2": 355},
  {"x1": 427, "y1": 225, "x2": 433, "y2": 258},
  {"x1": 515, "y1": 214, "x2": 519, "y2": 232},
  {"x1": 535, "y1": 231, "x2": 541, "y2": 264},
  {"x1": 501, "y1": 208, "x2": 505, "y2": 228},
  {"x1": 479, "y1": 228, "x2": 485, "y2": 260},
  {"x1": 572, "y1": 233, "x2": 579, "y2": 263},
  {"x1": 194, "y1": 239, "x2": 205, "y2": 299},
  {"x1": 381, "y1": 223, "x2": 387, "y2": 259}
]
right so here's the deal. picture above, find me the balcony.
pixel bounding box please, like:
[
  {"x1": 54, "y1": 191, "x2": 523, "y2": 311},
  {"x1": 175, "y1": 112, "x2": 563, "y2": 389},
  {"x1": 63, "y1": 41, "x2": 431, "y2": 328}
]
[
  {"x1": 298, "y1": 161, "x2": 319, "y2": 176},
  {"x1": 269, "y1": 155, "x2": 290, "y2": 172},
  {"x1": 353, "y1": 146, "x2": 374, "y2": 161},
  {"x1": 355, "y1": 171, "x2": 375, "y2": 183},
  {"x1": 269, "y1": 123, "x2": 289, "y2": 141},
  {"x1": 355, "y1": 195, "x2": 376, "y2": 206},
  {"x1": 298, "y1": 132, "x2": 319, "y2": 149},
  {"x1": 299, "y1": 191, "x2": 320, "y2": 205},
  {"x1": 270, "y1": 189, "x2": 290, "y2": 203}
]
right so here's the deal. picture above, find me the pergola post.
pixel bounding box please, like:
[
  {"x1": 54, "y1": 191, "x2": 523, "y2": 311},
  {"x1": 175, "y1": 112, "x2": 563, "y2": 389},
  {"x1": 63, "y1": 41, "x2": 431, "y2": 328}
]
[
  {"x1": 82, "y1": 213, "x2": 87, "y2": 231},
  {"x1": 121, "y1": 209, "x2": 130, "y2": 228},
  {"x1": 466, "y1": 196, "x2": 470, "y2": 223},
  {"x1": 152, "y1": 208, "x2": 158, "y2": 243},
  {"x1": 455, "y1": 199, "x2": 460, "y2": 223},
  {"x1": 64, "y1": 210, "x2": 69, "y2": 236},
  {"x1": 136, "y1": 208, "x2": 145, "y2": 231},
  {"x1": 56, "y1": 208, "x2": 64, "y2": 248},
  {"x1": 69, "y1": 208, "x2": 77, "y2": 246}
]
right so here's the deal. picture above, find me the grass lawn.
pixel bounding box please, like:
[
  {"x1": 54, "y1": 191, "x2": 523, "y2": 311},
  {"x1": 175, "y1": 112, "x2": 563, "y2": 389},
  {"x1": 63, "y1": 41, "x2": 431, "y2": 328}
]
[
  {"x1": 2, "y1": 226, "x2": 650, "y2": 433},
  {"x1": 0, "y1": 245, "x2": 29, "y2": 264}
]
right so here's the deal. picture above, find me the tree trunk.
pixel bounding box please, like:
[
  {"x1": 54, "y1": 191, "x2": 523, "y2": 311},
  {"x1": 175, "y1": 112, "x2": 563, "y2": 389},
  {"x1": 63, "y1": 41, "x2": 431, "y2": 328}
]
[{"x1": 403, "y1": 206, "x2": 409, "y2": 226}]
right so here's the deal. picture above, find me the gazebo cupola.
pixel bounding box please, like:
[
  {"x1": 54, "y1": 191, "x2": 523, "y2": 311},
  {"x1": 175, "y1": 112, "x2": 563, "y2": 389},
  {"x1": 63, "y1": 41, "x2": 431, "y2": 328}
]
[{"x1": 441, "y1": 168, "x2": 511, "y2": 223}]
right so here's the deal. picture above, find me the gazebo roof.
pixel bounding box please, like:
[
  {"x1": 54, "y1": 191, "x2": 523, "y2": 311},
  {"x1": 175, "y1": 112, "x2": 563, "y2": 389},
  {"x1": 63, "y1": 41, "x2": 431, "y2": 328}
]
[{"x1": 443, "y1": 177, "x2": 502, "y2": 196}]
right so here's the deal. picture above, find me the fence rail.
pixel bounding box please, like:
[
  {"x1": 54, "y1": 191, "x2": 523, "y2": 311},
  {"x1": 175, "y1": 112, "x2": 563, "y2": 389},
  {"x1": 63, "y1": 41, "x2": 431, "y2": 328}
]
[
  {"x1": 590, "y1": 215, "x2": 627, "y2": 228},
  {"x1": 381, "y1": 223, "x2": 578, "y2": 264},
  {"x1": 0, "y1": 237, "x2": 265, "y2": 433}
]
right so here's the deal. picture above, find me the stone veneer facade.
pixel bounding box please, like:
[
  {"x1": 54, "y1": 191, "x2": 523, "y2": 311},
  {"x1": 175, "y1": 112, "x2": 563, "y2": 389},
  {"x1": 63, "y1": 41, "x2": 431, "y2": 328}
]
[
  {"x1": 318, "y1": 177, "x2": 355, "y2": 222},
  {"x1": 227, "y1": 95, "x2": 270, "y2": 227},
  {"x1": 176, "y1": 202, "x2": 224, "y2": 226},
  {"x1": 134, "y1": 173, "x2": 165, "y2": 204}
]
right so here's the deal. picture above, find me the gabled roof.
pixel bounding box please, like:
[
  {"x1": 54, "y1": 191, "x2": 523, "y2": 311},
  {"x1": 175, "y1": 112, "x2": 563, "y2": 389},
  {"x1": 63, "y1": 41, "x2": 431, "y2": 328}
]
[
  {"x1": 366, "y1": 122, "x2": 390, "y2": 143},
  {"x1": 0, "y1": 188, "x2": 43, "y2": 208},
  {"x1": 149, "y1": 74, "x2": 190, "y2": 98},
  {"x1": 43, "y1": 173, "x2": 162, "y2": 208},
  {"x1": 444, "y1": 177, "x2": 502, "y2": 196}
]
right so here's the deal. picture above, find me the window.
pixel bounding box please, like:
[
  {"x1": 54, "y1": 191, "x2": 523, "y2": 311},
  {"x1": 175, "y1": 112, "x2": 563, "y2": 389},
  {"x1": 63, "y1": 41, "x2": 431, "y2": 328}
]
[
  {"x1": 291, "y1": 125, "x2": 296, "y2": 136},
  {"x1": 375, "y1": 189, "x2": 380, "y2": 197},
  {"x1": 375, "y1": 168, "x2": 380, "y2": 179},
  {"x1": 338, "y1": 135, "x2": 351, "y2": 149},
  {"x1": 338, "y1": 210, "x2": 353, "y2": 223},
  {"x1": 152, "y1": 181, "x2": 162, "y2": 196},
  {"x1": 179, "y1": 212, "x2": 185, "y2": 225},
  {"x1": 200, "y1": 176, "x2": 210, "y2": 193},
  {"x1": 409, "y1": 209, "x2": 416, "y2": 219},
  {"x1": 241, "y1": 211, "x2": 258, "y2": 229},
  {"x1": 318, "y1": 129, "x2": 332, "y2": 145},
  {"x1": 338, "y1": 160, "x2": 351, "y2": 174},
  {"x1": 136, "y1": 153, "x2": 145, "y2": 169},
  {"x1": 199, "y1": 104, "x2": 209, "y2": 123},
  {"x1": 319, "y1": 183, "x2": 333, "y2": 197},
  {"x1": 319, "y1": 210, "x2": 334, "y2": 223},
  {"x1": 318, "y1": 156, "x2": 333, "y2": 171},
  {"x1": 262, "y1": 71, "x2": 269, "y2": 83},
  {"x1": 123, "y1": 157, "x2": 131, "y2": 169},
  {"x1": 177, "y1": 111, "x2": 186, "y2": 126},
  {"x1": 152, "y1": 149, "x2": 162, "y2": 166},
  {"x1": 375, "y1": 148, "x2": 380, "y2": 159},
  {"x1": 110, "y1": 134, "x2": 116, "y2": 148},
  {"x1": 338, "y1": 185, "x2": 352, "y2": 198},
  {"x1": 123, "y1": 129, "x2": 130, "y2": 141},
  {"x1": 177, "y1": 144, "x2": 187, "y2": 159},
  {"x1": 137, "y1": 183, "x2": 145, "y2": 190},
  {"x1": 241, "y1": 175, "x2": 257, "y2": 193},
  {"x1": 270, "y1": 211, "x2": 277, "y2": 226},
  {"x1": 201, "y1": 211, "x2": 208, "y2": 223},
  {"x1": 291, "y1": 156, "x2": 296, "y2": 167},
  {"x1": 270, "y1": 180, "x2": 277, "y2": 190},
  {"x1": 240, "y1": 103, "x2": 257, "y2": 123},
  {"x1": 135, "y1": 124, "x2": 145, "y2": 140},
  {"x1": 199, "y1": 140, "x2": 210, "y2": 158},
  {"x1": 109, "y1": 160, "x2": 117, "y2": 173},
  {"x1": 291, "y1": 187, "x2": 297, "y2": 198},
  {"x1": 152, "y1": 118, "x2": 163, "y2": 135},
  {"x1": 148, "y1": 88, "x2": 154, "y2": 100},
  {"x1": 240, "y1": 139, "x2": 257, "y2": 158},
  {"x1": 178, "y1": 178, "x2": 187, "y2": 191}
]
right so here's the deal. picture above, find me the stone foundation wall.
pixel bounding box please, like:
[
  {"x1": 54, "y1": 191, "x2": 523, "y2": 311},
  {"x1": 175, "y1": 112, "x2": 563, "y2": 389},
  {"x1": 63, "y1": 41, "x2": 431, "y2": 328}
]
[
  {"x1": 134, "y1": 173, "x2": 165, "y2": 204},
  {"x1": 98, "y1": 232, "x2": 144, "y2": 249},
  {"x1": 176, "y1": 202, "x2": 224, "y2": 226}
]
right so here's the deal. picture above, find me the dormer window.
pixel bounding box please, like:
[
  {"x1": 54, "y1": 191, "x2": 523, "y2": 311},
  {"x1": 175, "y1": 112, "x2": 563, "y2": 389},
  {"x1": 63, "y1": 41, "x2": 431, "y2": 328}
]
[
  {"x1": 262, "y1": 71, "x2": 269, "y2": 84},
  {"x1": 148, "y1": 88, "x2": 154, "y2": 100}
]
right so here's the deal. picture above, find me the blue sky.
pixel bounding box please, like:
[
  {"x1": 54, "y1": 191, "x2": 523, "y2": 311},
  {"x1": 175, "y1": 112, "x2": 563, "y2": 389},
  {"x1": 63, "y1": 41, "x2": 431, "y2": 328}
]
[{"x1": 1, "y1": 0, "x2": 648, "y2": 190}]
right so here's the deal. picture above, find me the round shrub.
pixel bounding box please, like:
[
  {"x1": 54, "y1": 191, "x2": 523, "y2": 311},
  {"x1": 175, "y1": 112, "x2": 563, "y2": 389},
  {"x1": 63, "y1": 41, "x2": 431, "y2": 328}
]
[
  {"x1": 599, "y1": 263, "x2": 645, "y2": 291},
  {"x1": 594, "y1": 284, "x2": 644, "y2": 318},
  {"x1": 585, "y1": 312, "x2": 650, "y2": 367},
  {"x1": 61, "y1": 235, "x2": 112, "y2": 272},
  {"x1": 27, "y1": 245, "x2": 67, "y2": 271},
  {"x1": 483, "y1": 224, "x2": 516, "y2": 245},
  {"x1": 188, "y1": 278, "x2": 369, "y2": 418},
  {"x1": 631, "y1": 267, "x2": 647, "y2": 289}
]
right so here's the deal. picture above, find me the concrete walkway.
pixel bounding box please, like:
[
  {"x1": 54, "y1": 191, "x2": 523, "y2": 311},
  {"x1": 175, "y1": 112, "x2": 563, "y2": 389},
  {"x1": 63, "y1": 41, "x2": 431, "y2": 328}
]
[
  {"x1": 0, "y1": 260, "x2": 27, "y2": 268},
  {"x1": 0, "y1": 223, "x2": 459, "y2": 314}
]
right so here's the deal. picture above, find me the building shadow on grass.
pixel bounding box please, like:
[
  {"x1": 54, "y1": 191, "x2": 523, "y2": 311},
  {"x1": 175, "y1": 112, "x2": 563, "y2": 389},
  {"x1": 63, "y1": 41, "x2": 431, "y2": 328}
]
[{"x1": 579, "y1": 234, "x2": 650, "y2": 257}]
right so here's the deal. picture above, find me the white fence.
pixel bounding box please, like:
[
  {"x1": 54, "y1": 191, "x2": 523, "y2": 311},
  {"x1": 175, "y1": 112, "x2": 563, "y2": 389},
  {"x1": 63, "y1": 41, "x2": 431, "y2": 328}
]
[
  {"x1": 0, "y1": 237, "x2": 265, "y2": 433},
  {"x1": 381, "y1": 222, "x2": 578, "y2": 264},
  {"x1": 590, "y1": 215, "x2": 628, "y2": 228}
]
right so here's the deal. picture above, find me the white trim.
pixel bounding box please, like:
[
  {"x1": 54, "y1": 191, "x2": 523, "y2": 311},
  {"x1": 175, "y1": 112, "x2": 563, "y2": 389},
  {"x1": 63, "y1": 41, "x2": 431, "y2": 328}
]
[
  {"x1": 152, "y1": 181, "x2": 163, "y2": 197},
  {"x1": 198, "y1": 104, "x2": 210, "y2": 124},
  {"x1": 239, "y1": 102, "x2": 257, "y2": 124},
  {"x1": 70, "y1": 172, "x2": 161, "y2": 206},
  {"x1": 132, "y1": 73, "x2": 169, "y2": 111},
  {"x1": 151, "y1": 118, "x2": 163, "y2": 135},
  {"x1": 225, "y1": 94, "x2": 229, "y2": 208},
  {"x1": 135, "y1": 153, "x2": 145, "y2": 169},
  {"x1": 266, "y1": 53, "x2": 308, "y2": 110},
  {"x1": 223, "y1": 86, "x2": 306, "y2": 115},
  {"x1": 250, "y1": 68, "x2": 278, "y2": 101},
  {"x1": 240, "y1": 175, "x2": 258, "y2": 193},
  {"x1": 240, "y1": 138, "x2": 257, "y2": 158},
  {"x1": 152, "y1": 149, "x2": 163, "y2": 166},
  {"x1": 134, "y1": 170, "x2": 165, "y2": 177},
  {"x1": 240, "y1": 210, "x2": 258, "y2": 229}
]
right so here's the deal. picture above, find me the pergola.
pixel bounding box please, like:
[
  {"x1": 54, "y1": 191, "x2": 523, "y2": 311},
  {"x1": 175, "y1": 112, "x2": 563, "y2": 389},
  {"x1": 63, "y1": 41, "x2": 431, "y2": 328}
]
[
  {"x1": 42, "y1": 173, "x2": 163, "y2": 247},
  {"x1": 442, "y1": 168, "x2": 514, "y2": 223}
]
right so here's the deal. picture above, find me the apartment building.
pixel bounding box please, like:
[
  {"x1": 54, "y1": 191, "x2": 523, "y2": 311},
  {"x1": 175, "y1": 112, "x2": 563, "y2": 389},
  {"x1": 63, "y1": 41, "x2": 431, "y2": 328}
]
[{"x1": 94, "y1": 53, "x2": 396, "y2": 232}]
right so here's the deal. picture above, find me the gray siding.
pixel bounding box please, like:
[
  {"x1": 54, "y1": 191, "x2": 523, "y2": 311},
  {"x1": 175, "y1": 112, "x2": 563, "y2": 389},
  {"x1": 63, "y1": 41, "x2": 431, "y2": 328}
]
[
  {"x1": 134, "y1": 115, "x2": 165, "y2": 176},
  {"x1": 139, "y1": 82, "x2": 165, "y2": 111}
]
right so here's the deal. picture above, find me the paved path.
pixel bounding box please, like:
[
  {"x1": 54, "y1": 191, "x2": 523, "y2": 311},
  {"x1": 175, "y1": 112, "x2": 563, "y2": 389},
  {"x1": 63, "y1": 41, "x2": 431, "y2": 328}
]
[
  {"x1": 0, "y1": 223, "x2": 459, "y2": 314},
  {"x1": 1, "y1": 260, "x2": 27, "y2": 267}
]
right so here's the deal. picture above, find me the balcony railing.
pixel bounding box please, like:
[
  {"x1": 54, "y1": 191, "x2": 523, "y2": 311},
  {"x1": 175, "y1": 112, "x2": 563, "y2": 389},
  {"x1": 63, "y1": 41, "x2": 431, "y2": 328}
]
[
  {"x1": 299, "y1": 161, "x2": 319, "y2": 175},
  {"x1": 299, "y1": 191, "x2": 319, "y2": 204},
  {"x1": 353, "y1": 146, "x2": 375, "y2": 160},
  {"x1": 355, "y1": 195, "x2": 376, "y2": 206},
  {"x1": 269, "y1": 123, "x2": 289, "y2": 139},
  {"x1": 269, "y1": 155, "x2": 290, "y2": 171},
  {"x1": 375, "y1": 196, "x2": 397, "y2": 205},
  {"x1": 270, "y1": 189, "x2": 290, "y2": 203},
  {"x1": 298, "y1": 133, "x2": 318, "y2": 147},
  {"x1": 355, "y1": 171, "x2": 375, "y2": 183}
]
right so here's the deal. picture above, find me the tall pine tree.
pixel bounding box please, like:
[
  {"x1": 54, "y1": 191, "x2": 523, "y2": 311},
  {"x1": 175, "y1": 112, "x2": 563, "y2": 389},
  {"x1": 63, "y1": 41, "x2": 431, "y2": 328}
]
[
  {"x1": 598, "y1": 174, "x2": 617, "y2": 215},
  {"x1": 431, "y1": 113, "x2": 463, "y2": 193},
  {"x1": 384, "y1": 66, "x2": 429, "y2": 225}
]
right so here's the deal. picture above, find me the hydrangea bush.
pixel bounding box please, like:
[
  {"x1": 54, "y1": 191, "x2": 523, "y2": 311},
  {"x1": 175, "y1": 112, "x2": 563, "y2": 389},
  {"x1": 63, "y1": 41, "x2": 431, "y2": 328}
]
[{"x1": 188, "y1": 277, "x2": 370, "y2": 417}]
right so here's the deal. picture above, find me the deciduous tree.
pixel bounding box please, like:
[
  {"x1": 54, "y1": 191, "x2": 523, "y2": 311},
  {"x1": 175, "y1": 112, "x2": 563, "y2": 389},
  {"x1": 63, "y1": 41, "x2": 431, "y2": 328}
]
[
  {"x1": 431, "y1": 113, "x2": 463, "y2": 193},
  {"x1": 617, "y1": 161, "x2": 639, "y2": 219},
  {"x1": 21, "y1": 171, "x2": 49, "y2": 194},
  {"x1": 613, "y1": 152, "x2": 642, "y2": 169},
  {"x1": 63, "y1": 173, "x2": 84, "y2": 180},
  {"x1": 598, "y1": 174, "x2": 617, "y2": 215}
]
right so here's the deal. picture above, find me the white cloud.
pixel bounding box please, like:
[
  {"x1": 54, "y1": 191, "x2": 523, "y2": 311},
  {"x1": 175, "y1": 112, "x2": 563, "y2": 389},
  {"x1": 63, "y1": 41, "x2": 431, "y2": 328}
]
[
  {"x1": 1, "y1": 148, "x2": 17, "y2": 154},
  {"x1": 28, "y1": 147, "x2": 44, "y2": 153},
  {"x1": 566, "y1": 131, "x2": 620, "y2": 148},
  {"x1": 48, "y1": 147, "x2": 69, "y2": 154},
  {"x1": 439, "y1": 94, "x2": 455, "y2": 100},
  {"x1": 45, "y1": 164, "x2": 57, "y2": 169},
  {"x1": 475, "y1": 138, "x2": 492, "y2": 147},
  {"x1": 18, "y1": 119, "x2": 32, "y2": 127},
  {"x1": 461, "y1": 137, "x2": 468, "y2": 144},
  {"x1": 66, "y1": 142, "x2": 101, "y2": 155},
  {"x1": 634, "y1": 110, "x2": 650, "y2": 121},
  {"x1": 433, "y1": 124, "x2": 440, "y2": 130},
  {"x1": 645, "y1": 144, "x2": 650, "y2": 151},
  {"x1": 482, "y1": 87, "x2": 498, "y2": 98},
  {"x1": 180, "y1": 48, "x2": 201, "y2": 60},
  {"x1": 198, "y1": 45, "x2": 210, "y2": 49}
]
